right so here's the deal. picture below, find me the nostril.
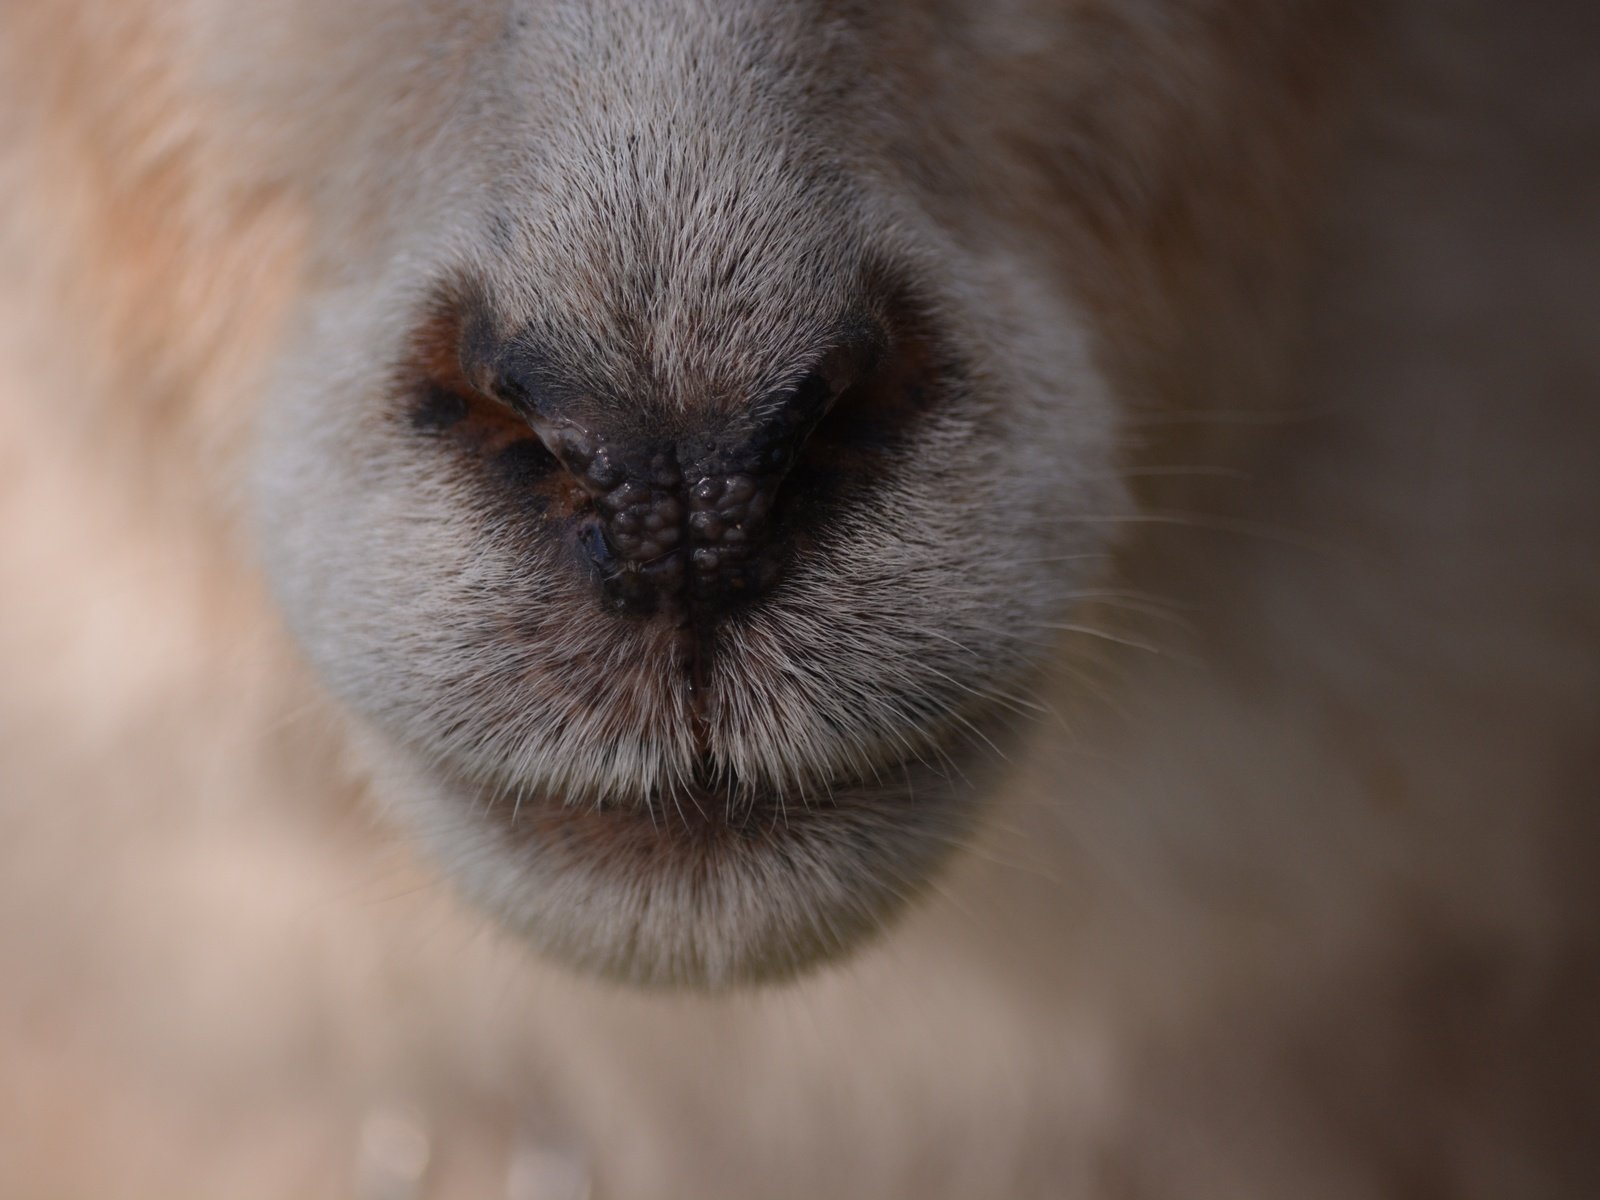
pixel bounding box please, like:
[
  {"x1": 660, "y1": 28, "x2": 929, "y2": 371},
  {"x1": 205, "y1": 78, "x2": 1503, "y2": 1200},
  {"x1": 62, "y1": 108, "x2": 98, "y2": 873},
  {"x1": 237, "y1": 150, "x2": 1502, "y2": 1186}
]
[
  {"x1": 408, "y1": 294, "x2": 934, "y2": 628},
  {"x1": 577, "y1": 521, "x2": 619, "y2": 577},
  {"x1": 787, "y1": 370, "x2": 832, "y2": 422}
]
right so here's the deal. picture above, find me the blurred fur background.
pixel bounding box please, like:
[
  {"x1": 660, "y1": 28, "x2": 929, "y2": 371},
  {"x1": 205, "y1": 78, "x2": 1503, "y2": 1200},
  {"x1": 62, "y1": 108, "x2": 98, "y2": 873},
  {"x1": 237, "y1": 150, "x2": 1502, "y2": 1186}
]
[{"x1": 2, "y1": 1, "x2": 1598, "y2": 1196}]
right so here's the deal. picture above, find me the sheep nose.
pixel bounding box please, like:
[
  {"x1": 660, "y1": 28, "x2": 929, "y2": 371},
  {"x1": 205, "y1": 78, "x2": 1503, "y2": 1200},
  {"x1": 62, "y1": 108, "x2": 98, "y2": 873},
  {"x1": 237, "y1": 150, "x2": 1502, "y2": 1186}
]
[{"x1": 531, "y1": 367, "x2": 838, "y2": 622}]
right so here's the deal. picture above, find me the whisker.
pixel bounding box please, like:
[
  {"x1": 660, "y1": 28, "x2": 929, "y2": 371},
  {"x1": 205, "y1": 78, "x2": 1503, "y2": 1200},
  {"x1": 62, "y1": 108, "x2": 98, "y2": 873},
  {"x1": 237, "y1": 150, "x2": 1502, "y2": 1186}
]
[
  {"x1": 1032, "y1": 622, "x2": 1172, "y2": 657},
  {"x1": 1064, "y1": 510, "x2": 1338, "y2": 554},
  {"x1": 1122, "y1": 405, "x2": 1328, "y2": 426}
]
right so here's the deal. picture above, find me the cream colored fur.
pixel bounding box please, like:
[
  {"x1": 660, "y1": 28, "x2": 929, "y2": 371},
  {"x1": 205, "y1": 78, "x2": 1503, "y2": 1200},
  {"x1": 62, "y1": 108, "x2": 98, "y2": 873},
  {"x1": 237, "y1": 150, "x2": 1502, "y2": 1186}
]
[{"x1": 2, "y1": 1, "x2": 1598, "y2": 1196}]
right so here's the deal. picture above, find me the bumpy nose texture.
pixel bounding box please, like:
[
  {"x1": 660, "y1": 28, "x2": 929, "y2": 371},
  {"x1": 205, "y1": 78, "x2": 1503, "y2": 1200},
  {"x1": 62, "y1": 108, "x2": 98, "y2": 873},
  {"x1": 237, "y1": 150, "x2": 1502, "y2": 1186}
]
[
  {"x1": 687, "y1": 471, "x2": 781, "y2": 606},
  {"x1": 534, "y1": 417, "x2": 795, "y2": 621}
]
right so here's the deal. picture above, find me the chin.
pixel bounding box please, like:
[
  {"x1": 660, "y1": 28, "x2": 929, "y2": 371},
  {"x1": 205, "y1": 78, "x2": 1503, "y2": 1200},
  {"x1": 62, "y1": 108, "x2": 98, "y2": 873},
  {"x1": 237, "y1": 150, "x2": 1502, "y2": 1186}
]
[{"x1": 375, "y1": 737, "x2": 995, "y2": 987}]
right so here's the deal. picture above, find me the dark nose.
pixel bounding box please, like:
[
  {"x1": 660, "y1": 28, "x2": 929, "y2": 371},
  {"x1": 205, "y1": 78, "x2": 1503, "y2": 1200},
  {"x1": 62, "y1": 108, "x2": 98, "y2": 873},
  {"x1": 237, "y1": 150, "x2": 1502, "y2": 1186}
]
[{"x1": 530, "y1": 366, "x2": 844, "y2": 622}]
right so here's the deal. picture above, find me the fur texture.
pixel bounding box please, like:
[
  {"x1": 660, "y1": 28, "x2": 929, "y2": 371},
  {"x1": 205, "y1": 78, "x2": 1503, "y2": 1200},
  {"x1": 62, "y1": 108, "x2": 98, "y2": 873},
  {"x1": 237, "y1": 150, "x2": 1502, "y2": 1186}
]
[{"x1": 2, "y1": 0, "x2": 1598, "y2": 1196}]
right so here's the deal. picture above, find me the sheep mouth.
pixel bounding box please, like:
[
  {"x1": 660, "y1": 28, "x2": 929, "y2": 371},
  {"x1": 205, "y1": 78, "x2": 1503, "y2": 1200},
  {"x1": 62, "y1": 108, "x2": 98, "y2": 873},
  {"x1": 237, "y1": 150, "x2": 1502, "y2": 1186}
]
[{"x1": 433, "y1": 743, "x2": 994, "y2": 988}]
